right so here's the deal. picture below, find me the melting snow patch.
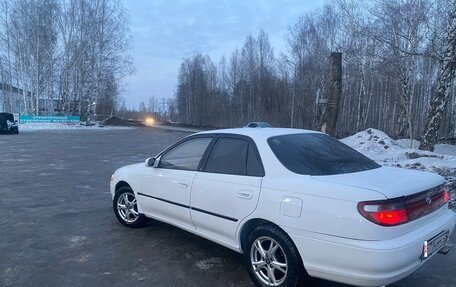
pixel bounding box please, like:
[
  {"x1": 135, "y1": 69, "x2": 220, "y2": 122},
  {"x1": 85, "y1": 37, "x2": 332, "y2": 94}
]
[
  {"x1": 341, "y1": 129, "x2": 456, "y2": 171},
  {"x1": 341, "y1": 128, "x2": 399, "y2": 154},
  {"x1": 341, "y1": 128, "x2": 456, "y2": 209},
  {"x1": 394, "y1": 138, "x2": 421, "y2": 149},
  {"x1": 63, "y1": 251, "x2": 92, "y2": 263},
  {"x1": 74, "y1": 252, "x2": 91, "y2": 263},
  {"x1": 435, "y1": 144, "x2": 456, "y2": 156},
  {"x1": 195, "y1": 257, "x2": 223, "y2": 270},
  {"x1": 67, "y1": 235, "x2": 88, "y2": 248},
  {"x1": 19, "y1": 123, "x2": 133, "y2": 131}
]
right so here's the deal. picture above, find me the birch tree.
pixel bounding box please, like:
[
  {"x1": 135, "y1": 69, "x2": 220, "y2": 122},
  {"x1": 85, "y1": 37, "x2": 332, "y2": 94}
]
[
  {"x1": 420, "y1": 0, "x2": 456, "y2": 150},
  {"x1": 0, "y1": 0, "x2": 13, "y2": 112},
  {"x1": 170, "y1": 1, "x2": 455, "y2": 141},
  {"x1": 0, "y1": 0, "x2": 133, "y2": 118}
]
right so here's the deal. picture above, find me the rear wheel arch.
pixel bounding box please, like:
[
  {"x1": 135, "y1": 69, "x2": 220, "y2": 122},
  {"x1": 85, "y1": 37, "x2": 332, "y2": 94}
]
[
  {"x1": 239, "y1": 218, "x2": 306, "y2": 265},
  {"x1": 239, "y1": 218, "x2": 276, "y2": 252}
]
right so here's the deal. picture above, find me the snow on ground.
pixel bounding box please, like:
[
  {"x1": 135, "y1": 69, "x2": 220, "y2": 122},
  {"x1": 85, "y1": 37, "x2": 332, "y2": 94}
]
[
  {"x1": 394, "y1": 138, "x2": 421, "y2": 149},
  {"x1": 435, "y1": 144, "x2": 456, "y2": 156},
  {"x1": 19, "y1": 123, "x2": 133, "y2": 131},
  {"x1": 341, "y1": 128, "x2": 456, "y2": 209}
]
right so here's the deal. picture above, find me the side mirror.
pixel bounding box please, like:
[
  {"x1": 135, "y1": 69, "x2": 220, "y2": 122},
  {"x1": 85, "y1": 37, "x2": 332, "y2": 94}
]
[{"x1": 145, "y1": 157, "x2": 156, "y2": 167}]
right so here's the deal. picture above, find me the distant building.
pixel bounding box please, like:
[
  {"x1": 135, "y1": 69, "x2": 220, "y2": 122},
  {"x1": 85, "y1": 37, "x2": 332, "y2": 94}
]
[
  {"x1": 0, "y1": 83, "x2": 80, "y2": 115},
  {"x1": 0, "y1": 83, "x2": 32, "y2": 113}
]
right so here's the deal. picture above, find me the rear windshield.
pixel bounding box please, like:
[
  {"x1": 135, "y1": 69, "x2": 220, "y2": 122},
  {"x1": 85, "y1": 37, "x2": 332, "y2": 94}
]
[{"x1": 268, "y1": 133, "x2": 380, "y2": 176}]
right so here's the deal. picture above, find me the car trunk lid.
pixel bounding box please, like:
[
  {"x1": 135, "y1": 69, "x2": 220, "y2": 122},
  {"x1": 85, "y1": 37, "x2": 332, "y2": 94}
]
[
  {"x1": 311, "y1": 166, "x2": 445, "y2": 199},
  {"x1": 313, "y1": 166, "x2": 448, "y2": 234}
]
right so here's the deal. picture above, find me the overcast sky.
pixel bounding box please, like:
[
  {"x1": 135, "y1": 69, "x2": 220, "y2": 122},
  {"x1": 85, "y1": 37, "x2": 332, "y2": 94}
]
[{"x1": 122, "y1": 0, "x2": 325, "y2": 109}]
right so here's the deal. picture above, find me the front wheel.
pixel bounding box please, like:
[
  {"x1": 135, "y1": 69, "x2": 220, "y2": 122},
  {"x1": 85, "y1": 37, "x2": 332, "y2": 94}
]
[
  {"x1": 113, "y1": 186, "x2": 147, "y2": 228},
  {"x1": 243, "y1": 224, "x2": 308, "y2": 287}
]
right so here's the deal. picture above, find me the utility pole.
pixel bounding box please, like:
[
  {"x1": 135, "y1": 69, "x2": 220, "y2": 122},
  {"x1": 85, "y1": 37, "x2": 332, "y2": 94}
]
[
  {"x1": 321, "y1": 52, "x2": 342, "y2": 136},
  {"x1": 285, "y1": 60, "x2": 297, "y2": 128}
]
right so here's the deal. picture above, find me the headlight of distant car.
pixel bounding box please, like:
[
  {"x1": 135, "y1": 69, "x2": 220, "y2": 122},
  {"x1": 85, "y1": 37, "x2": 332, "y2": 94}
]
[{"x1": 111, "y1": 173, "x2": 117, "y2": 182}]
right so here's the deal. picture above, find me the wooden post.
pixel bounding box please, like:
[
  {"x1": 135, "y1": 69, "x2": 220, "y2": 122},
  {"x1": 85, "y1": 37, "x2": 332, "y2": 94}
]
[{"x1": 321, "y1": 52, "x2": 342, "y2": 136}]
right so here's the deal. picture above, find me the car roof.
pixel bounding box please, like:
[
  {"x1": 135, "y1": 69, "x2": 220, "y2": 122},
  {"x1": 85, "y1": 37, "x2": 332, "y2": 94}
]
[
  {"x1": 248, "y1": 121, "x2": 270, "y2": 125},
  {"x1": 195, "y1": 128, "x2": 323, "y2": 142},
  {"x1": 0, "y1": 113, "x2": 14, "y2": 121},
  {"x1": 245, "y1": 121, "x2": 271, "y2": 126}
]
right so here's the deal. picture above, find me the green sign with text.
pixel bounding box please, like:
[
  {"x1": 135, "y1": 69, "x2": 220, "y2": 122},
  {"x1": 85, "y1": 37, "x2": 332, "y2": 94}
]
[{"x1": 20, "y1": 115, "x2": 80, "y2": 123}]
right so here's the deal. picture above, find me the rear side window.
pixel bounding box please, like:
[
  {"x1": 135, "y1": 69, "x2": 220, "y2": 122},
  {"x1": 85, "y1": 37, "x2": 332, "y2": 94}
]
[
  {"x1": 203, "y1": 137, "x2": 264, "y2": 176},
  {"x1": 268, "y1": 133, "x2": 380, "y2": 176},
  {"x1": 247, "y1": 143, "x2": 264, "y2": 176},
  {"x1": 158, "y1": 137, "x2": 212, "y2": 171}
]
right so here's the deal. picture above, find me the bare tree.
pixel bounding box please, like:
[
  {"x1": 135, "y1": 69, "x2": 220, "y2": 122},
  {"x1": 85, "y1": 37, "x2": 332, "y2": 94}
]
[
  {"x1": 0, "y1": 0, "x2": 133, "y2": 118},
  {"x1": 0, "y1": 0, "x2": 13, "y2": 112},
  {"x1": 420, "y1": 0, "x2": 456, "y2": 150},
  {"x1": 171, "y1": 0, "x2": 454, "y2": 143}
]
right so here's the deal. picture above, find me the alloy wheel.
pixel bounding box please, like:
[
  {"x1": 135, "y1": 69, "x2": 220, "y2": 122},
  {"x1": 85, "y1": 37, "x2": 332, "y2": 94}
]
[
  {"x1": 250, "y1": 236, "x2": 288, "y2": 286},
  {"x1": 116, "y1": 192, "x2": 139, "y2": 223}
]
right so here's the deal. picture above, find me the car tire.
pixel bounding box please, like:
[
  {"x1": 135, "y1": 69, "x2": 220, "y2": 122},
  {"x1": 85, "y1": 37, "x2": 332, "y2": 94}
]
[
  {"x1": 243, "y1": 224, "x2": 308, "y2": 287},
  {"x1": 113, "y1": 186, "x2": 147, "y2": 228}
]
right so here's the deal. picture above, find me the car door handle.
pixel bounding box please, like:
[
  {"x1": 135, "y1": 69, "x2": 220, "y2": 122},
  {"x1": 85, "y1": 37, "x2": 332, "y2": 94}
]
[
  {"x1": 237, "y1": 190, "x2": 253, "y2": 199},
  {"x1": 177, "y1": 181, "x2": 189, "y2": 188}
]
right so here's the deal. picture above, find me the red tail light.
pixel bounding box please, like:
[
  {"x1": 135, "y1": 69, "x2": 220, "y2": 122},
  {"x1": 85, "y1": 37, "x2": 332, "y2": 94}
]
[
  {"x1": 370, "y1": 209, "x2": 408, "y2": 226},
  {"x1": 358, "y1": 198, "x2": 409, "y2": 226},
  {"x1": 443, "y1": 190, "x2": 449, "y2": 203},
  {"x1": 358, "y1": 186, "x2": 448, "y2": 227}
]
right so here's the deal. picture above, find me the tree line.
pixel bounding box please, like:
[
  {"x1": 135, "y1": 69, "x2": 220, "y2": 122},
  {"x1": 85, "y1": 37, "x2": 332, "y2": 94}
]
[
  {"x1": 117, "y1": 96, "x2": 178, "y2": 122},
  {"x1": 0, "y1": 0, "x2": 132, "y2": 118},
  {"x1": 175, "y1": 0, "x2": 456, "y2": 145}
]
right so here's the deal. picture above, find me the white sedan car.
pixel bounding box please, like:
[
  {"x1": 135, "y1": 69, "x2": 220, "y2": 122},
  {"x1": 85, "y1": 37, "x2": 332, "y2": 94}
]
[{"x1": 110, "y1": 128, "x2": 455, "y2": 287}]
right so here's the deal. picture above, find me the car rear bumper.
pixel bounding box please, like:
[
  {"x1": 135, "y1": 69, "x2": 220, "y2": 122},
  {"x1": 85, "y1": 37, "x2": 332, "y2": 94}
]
[{"x1": 286, "y1": 208, "x2": 456, "y2": 287}]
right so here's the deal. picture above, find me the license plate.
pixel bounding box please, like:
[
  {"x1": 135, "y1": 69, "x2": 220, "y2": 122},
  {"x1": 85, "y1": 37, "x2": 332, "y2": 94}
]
[{"x1": 422, "y1": 231, "x2": 449, "y2": 259}]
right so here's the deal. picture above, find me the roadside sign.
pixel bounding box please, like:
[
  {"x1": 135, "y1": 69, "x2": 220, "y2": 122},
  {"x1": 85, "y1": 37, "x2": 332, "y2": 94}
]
[{"x1": 20, "y1": 115, "x2": 80, "y2": 124}]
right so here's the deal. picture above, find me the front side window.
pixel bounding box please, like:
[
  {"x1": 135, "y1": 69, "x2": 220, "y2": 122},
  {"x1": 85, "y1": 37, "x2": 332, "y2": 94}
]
[
  {"x1": 158, "y1": 137, "x2": 212, "y2": 171},
  {"x1": 268, "y1": 133, "x2": 380, "y2": 176}
]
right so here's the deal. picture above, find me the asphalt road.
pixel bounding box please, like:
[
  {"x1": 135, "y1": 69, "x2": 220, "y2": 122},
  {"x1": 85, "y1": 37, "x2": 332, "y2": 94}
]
[{"x1": 0, "y1": 127, "x2": 455, "y2": 287}]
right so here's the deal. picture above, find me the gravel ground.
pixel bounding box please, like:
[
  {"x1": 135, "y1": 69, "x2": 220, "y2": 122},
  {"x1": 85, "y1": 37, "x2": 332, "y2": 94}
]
[{"x1": 0, "y1": 128, "x2": 454, "y2": 287}]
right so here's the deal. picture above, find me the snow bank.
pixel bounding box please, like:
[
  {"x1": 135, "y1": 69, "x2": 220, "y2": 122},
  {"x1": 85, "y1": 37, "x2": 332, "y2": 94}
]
[
  {"x1": 341, "y1": 128, "x2": 402, "y2": 158},
  {"x1": 394, "y1": 138, "x2": 421, "y2": 149},
  {"x1": 435, "y1": 144, "x2": 456, "y2": 156},
  {"x1": 19, "y1": 123, "x2": 133, "y2": 131},
  {"x1": 341, "y1": 128, "x2": 456, "y2": 208}
]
